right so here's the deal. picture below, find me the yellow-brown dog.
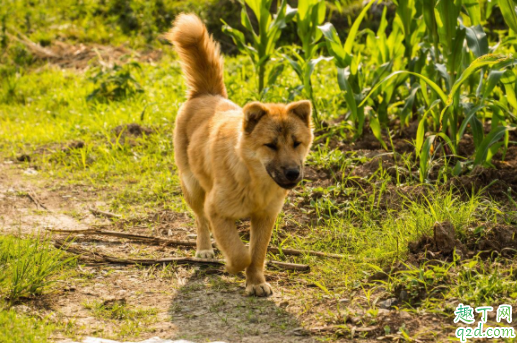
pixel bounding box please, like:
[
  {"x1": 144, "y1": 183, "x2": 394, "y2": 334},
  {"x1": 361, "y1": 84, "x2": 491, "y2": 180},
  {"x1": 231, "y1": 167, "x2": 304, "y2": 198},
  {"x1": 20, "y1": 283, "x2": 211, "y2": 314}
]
[{"x1": 167, "y1": 14, "x2": 313, "y2": 296}]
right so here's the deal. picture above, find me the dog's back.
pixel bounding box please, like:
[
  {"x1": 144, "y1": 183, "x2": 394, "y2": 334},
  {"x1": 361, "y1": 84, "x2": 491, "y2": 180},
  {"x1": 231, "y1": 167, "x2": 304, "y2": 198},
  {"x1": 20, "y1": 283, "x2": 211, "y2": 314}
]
[{"x1": 167, "y1": 14, "x2": 240, "y2": 187}]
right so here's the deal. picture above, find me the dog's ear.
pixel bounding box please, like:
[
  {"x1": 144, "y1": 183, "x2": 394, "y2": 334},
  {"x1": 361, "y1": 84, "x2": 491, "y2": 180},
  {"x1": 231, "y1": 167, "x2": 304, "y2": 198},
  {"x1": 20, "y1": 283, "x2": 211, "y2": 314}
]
[
  {"x1": 287, "y1": 100, "x2": 312, "y2": 127},
  {"x1": 243, "y1": 102, "x2": 269, "y2": 134}
]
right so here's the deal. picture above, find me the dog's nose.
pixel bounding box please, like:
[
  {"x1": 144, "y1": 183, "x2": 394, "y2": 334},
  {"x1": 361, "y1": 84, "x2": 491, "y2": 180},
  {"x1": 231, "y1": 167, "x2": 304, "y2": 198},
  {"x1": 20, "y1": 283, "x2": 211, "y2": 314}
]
[{"x1": 284, "y1": 168, "x2": 300, "y2": 182}]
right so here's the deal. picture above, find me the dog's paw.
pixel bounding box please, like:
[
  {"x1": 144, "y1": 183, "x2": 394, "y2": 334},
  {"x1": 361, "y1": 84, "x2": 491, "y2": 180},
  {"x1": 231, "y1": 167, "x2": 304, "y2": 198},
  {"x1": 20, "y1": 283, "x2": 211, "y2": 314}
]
[
  {"x1": 195, "y1": 249, "x2": 215, "y2": 259},
  {"x1": 245, "y1": 282, "x2": 273, "y2": 297}
]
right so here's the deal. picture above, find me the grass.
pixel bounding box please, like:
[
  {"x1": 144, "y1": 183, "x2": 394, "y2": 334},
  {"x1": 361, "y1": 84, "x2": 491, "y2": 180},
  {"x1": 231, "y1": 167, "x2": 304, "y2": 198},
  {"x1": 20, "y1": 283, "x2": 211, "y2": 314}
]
[
  {"x1": 0, "y1": 309, "x2": 54, "y2": 343},
  {"x1": 82, "y1": 300, "x2": 159, "y2": 339},
  {"x1": 0, "y1": 235, "x2": 76, "y2": 304}
]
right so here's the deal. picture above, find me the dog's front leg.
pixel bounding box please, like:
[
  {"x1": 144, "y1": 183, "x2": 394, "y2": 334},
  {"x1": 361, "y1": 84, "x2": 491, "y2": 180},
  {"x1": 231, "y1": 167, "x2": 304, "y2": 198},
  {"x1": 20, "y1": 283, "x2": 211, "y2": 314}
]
[
  {"x1": 245, "y1": 213, "x2": 276, "y2": 297},
  {"x1": 207, "y1": 210, "x2": 251, "y2": 274}
]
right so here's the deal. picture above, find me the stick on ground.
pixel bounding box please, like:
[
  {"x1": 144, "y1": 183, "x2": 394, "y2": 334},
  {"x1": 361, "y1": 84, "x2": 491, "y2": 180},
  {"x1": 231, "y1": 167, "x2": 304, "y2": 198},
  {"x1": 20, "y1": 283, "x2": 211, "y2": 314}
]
[
  {"x1": 89, "y1": 208, "x2": 122, "y2": 220},
  {"x1": 53, "y1": 240, "x2": 310, "y2": 272},
  {"x1": 47, "y1": 228, "x2": 347, "y2": 259}
]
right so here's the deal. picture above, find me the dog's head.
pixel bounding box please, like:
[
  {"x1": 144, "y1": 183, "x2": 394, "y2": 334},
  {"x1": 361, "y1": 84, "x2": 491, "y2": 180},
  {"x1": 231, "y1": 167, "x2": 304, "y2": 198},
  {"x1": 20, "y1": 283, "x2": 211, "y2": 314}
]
[{"x1": 240, "y1": 100, "x2": 314, "y2": 189}]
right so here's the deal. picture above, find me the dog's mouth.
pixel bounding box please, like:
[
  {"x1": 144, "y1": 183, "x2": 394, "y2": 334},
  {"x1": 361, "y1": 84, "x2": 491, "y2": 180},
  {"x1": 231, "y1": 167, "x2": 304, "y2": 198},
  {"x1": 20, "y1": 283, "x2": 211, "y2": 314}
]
[
  {"x1": 275, "y1": 181, "x2": 299, "y2": 190},
  {"x1": 266, "y1": 168, "x2": 303, "y2": 190}
]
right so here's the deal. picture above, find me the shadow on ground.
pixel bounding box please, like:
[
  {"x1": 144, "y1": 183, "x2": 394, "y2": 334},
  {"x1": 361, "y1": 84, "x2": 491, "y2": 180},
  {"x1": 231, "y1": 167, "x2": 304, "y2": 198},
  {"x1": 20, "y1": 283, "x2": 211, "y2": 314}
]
[{"x1": 168, "y1": 269, "x2": 315, "y2": 343}]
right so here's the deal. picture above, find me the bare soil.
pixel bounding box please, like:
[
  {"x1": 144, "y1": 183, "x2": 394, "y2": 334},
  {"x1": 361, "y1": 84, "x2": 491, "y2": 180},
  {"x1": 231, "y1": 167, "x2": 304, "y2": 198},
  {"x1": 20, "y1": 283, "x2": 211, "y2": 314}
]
[{"x1": 0, "y1": 163, "x2": 317, "y2": 342}]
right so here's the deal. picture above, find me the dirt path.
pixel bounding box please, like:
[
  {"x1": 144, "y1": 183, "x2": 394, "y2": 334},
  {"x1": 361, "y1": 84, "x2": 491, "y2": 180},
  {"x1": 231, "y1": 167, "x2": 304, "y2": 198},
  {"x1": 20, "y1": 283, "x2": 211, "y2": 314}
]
[{"x1": 0, "y1": 162, "x2": 316, "y2": 343}]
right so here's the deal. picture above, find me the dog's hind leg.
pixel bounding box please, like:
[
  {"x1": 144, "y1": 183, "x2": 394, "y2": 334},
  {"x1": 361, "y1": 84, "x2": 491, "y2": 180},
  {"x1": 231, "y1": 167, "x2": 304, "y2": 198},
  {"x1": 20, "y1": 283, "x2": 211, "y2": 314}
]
[{"x1": 181, "y1": 172, "x2": 215, "y2": 259}]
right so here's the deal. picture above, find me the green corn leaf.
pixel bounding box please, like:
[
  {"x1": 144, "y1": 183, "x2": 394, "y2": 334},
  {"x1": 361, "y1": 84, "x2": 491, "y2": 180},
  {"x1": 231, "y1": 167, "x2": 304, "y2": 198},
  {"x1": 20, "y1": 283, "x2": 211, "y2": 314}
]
[
  {"x1": 435, "y1": 0, "x2": 461, "y2": 55},
  {"x1": 465, "y1": 25, "x2": 488, "y2": 57},
  {"x1": 487, "y1": 142, "x2": 504, "y2": 163},
  {"x1": 241, "y1": 8, "x2": 257, "y2": 39},
  {"x1": 435, "y1": 63, "x2": 451, "y2": 92},
  {"x1": 416, "y1": 99, "x2": 441, "y2": 157},
  {"x1": 422, "y1": 0, "x2": 439, "y2": 48},
  {"x1": 447, "y1": 26, "x2": 466, "y2": 74},
  {"x1": 400, "y1": 84, "x2": 421, "y2": 126},
  {"x1": 474, "y1": 126, "x2": 513, "y2": 164},
  {"x1": 369, "y1": 115, "x2": 388, "y2": 150},
  {"x1": 267, "y1": 63, "x2": 285, "y2": 87},
  {"x1": 360, "y1": 70, "x2": 447, "y2": 108},
  {"x1": 419, "y1": 135, "x2": 436, "y2": 182},
  {"x1": 458, "y1": 104, "x2": 484, "y2": 143},
  {"x1": 499, "y1": 0, "x2": 517, "y2": 33},
  {"x1": 318, "y1": 22, "x2": 347, "y2": 67},
  {"x1": 440, "y1": 55, "x2": 510, "y2": 123},
  {"x1": 284, "y1": 54, "x2": 303, "y2": 79},
  {"x1": 436, "y1": 132, "x2": 457, "y2": 155},
  {"x1": 501, "y1": 69, "x2": 517, "y2": 109},
  {"x1": 338, "y1": 67, "x2": 365, "y2": 134},
  {"x1": 221, "y1": 22, "x2": 257, "y2": 61},
  {"x1": 344, "y1": 0, "x2": 379, "y2": 55},
  {"x1": 471, "y1": 114, "x2": 484, "y2": 149},
  {"x1": 297, "y1": 0, "x2": 312, "y2": 19},
  {"x1": 337, "y1": 67, "x2": 358, "y2": 120},
  {"x1": 482, "y1": 70, "x2": 505, "y2": 102},
  {"x1": 244, "y1": 0, "x2": 262, "y2": 20},
  {"x1": 464, "y1": 0, "x2": 482, "y2": 26},
  {"x1": 305, "y1": 56, "x2": 333, "y2": 82},
  {"x1": 393, "y1": 0, "x2": 416, "y2": 41}
]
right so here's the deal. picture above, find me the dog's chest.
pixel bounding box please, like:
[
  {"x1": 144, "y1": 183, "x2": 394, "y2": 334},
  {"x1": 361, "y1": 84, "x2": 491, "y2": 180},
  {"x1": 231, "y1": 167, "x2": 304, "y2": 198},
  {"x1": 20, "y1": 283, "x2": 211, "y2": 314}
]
[{"x1": 217, "y1": 182, "x2": 285, "y2": 218}]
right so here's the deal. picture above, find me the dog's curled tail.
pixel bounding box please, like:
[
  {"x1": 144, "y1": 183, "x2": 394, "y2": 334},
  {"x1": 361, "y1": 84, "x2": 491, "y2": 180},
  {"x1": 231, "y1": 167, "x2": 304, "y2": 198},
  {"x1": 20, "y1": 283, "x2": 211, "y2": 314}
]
[{"x1": 166, "y1": 14, "x2": 227, "y2": 99}]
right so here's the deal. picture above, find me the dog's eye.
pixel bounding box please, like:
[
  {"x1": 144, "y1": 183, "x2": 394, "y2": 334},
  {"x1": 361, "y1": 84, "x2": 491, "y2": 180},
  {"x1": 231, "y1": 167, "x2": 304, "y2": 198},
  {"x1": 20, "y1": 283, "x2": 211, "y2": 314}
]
[
  {"x1": 293, "y1": 141, "x2": 301, "y2": 148},
  {"x1": 264, "y1": 143, "x2": 277, "y2": 150}
]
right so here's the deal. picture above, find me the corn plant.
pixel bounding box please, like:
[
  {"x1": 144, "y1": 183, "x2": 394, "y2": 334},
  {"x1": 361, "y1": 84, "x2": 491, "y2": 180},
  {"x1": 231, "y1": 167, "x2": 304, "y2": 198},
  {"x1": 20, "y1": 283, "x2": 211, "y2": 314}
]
[
  {"x1": 316, "y1": 0, "x2": 517, "y2": 181},
  {"x1": 283, "y1": 0, "x2": 330, "y2": 122},
  {"x1": 222, "y1": 0, "x2": 296, "y2": 96},
  {"x1": 318, "y1": 0, "x2": 382, "y2": 139}
]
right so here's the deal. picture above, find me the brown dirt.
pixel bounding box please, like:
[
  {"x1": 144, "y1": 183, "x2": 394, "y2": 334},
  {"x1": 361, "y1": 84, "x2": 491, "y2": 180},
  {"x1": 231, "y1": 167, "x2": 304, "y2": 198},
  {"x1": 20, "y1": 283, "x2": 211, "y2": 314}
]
[
  {"x1": 31, "y1": 40, "x2": 163, "y2": 69},
  {"x1": 0, "y1": 163, "x2": 318, "y2": 342},
  {"x1": 408, "y1": 221, "x2": 517, "y2": 264}
]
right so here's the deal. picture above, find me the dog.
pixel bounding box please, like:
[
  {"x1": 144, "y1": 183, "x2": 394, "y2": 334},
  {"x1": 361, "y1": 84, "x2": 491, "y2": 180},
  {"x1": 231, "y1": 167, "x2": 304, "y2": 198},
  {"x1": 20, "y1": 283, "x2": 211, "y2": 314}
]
[{"x1": 166, "y1": 14, "x2": 313, "y2": 296}]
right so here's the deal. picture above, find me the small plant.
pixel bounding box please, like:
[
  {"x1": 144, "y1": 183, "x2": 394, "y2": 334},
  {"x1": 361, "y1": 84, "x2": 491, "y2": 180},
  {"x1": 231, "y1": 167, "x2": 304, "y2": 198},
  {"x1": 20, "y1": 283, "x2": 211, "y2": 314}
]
[
  {"x1": 87, "y1": 62, "x2": 144, "y2": 102},
  {"x1": 318, "y1": 0, "x2": 380, "y2": 138},
  {"x1": 284, "y1": 0, "x2": 330, "y2": 123},
  {"x1": 0, "y1": 235, "x2": 76, "y2": 304},
  {"x1": 222, "y1": 0, "x2": 296, "y2": 96}
]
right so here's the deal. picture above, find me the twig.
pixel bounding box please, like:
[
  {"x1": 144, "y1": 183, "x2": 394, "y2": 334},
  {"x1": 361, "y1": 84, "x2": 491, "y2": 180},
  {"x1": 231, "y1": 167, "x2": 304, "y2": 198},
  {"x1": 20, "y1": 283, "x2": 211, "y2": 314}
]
[
  {"x1": 26, "y1": 191, "x2": 50, "y2": 211},
  {"x1": 268, "y1": 260, "x2": 310, "y2": 272},
  {"x1": 309, "y1": 324, "x2": 379, "y2": 336},
  {"x1": 47, "y1": 228, "x2": 346, "y2": 259},
  {"x1": 89, "y1": 208, "x2": 122, "y2": 220},
  {"x1": 53, "y1": 240, "x2": 309, "y2": 272},
  {"x1": 6, "y1": 32, "x2": 56, "y2": 58}
]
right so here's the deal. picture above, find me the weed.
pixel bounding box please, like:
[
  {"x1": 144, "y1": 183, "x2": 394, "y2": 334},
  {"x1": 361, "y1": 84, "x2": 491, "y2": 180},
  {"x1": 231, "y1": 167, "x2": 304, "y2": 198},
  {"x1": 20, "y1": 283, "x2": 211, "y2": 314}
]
[
  {"x1": 0, "y1": 235, "x2": 76, "y2": 304},
  {"x1": 87, "y1": 62, "x2": 144, "y2": 102}
]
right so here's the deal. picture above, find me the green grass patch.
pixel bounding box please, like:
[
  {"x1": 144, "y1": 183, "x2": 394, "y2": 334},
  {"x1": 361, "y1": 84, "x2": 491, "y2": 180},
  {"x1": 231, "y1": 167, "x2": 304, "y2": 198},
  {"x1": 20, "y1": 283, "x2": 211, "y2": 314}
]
[
  {"x1": 83, "y1": 299, "x2": 159, "y2": 338},
  {"x1": 0, "y1": 235, "x2": 76, "y2": 304},
  {"x1": 0, "y1": 309, "x2": 54, "y2": 343}
]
